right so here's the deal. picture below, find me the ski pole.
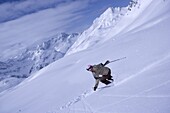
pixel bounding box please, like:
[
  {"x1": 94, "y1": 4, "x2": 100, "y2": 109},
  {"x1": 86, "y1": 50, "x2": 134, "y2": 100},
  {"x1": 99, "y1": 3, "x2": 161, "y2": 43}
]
[{"x1": 109, "y1": 57, "x2": 126, "y2": 63}]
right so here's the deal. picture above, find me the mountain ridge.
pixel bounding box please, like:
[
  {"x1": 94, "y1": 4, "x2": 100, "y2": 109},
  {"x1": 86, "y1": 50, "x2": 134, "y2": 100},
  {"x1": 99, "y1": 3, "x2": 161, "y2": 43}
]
[
  {"x1": 66, "y1": 1, "x2": 140, "y2": 55},
  {"x1": 0, "y1": 32, "x2": 79, "y2": 92},
  {"x1": 0, "y1": 0, "x2": 170, "y2": 113}
]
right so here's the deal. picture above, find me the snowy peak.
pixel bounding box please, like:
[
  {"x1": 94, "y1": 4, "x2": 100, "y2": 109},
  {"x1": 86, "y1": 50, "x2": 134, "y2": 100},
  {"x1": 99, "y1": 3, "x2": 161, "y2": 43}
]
[
  {"x1": 67, "y1": 0, "x2": 166, "y2": 56},
  {"x1": 29, "y1": 33, "x2": 79, "y2": 73},
  {"x1": 93, "y1": 7, "x2": 127, "y2": 29},
  {"x1": 102, "y1": 7, "x2": 114, "y2": 15},
  {"x1": 66, "y1": 6, "x2": 129, "y2": 55},
  {"x1": 93, "y1": 7, "x2": 115, "y2": 28},
  {"x1": 1, "y1": 0, "x2": 170, "y2": 113},
  {"x1": 0, "y1": 32, "x2": 79, "y2": 92}
]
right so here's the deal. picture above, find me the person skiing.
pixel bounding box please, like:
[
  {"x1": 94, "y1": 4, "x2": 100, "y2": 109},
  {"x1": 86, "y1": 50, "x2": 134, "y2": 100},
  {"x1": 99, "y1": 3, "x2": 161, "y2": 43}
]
[{"x1": 86, "y1": 60, "x2": 113, "y2": 91}]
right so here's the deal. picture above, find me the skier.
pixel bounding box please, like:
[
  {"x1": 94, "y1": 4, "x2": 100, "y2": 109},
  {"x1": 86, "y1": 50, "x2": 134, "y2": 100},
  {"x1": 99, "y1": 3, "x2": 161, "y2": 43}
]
[{"x1": 86, "y1": 60, "x2": 113, "y2": 91}]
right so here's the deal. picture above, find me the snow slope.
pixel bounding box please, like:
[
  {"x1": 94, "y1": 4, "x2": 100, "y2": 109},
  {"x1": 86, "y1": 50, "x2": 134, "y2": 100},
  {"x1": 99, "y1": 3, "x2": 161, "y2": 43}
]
[
  {"x1": 0, "y1": 0, "x2": 170, "y2": 113},
  {"x1": 66, "y1": 0, "x2": 169, "y2": 56},
  {"x1": 66, "y1": 0, "x2": 139, "y2": 55}
]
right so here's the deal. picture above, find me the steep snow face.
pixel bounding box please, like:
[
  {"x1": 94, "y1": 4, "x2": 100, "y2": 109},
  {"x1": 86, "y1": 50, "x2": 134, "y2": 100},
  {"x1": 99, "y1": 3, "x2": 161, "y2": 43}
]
[
  {"x1": 0, "y1": 0, "x2": 170, "y2": 113},
  {"x1": 66, "y1": 0, "x2": 157, "y2": 55},
  {"x1": 66, "y1": 1, "x2": 135, "y2": 55},
  {"x1": 66, "y1": 7, "x2": 127, "y2": 55},
  {"x1": 0, "y1": 33, "x2": 78, "y2": 92}
]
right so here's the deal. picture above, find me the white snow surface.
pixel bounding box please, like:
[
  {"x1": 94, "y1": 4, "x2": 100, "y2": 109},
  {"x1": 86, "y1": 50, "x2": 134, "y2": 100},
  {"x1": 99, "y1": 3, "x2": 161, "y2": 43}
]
[{"x1": 0, "y1": 0, "x2": 170, "y2": 113}]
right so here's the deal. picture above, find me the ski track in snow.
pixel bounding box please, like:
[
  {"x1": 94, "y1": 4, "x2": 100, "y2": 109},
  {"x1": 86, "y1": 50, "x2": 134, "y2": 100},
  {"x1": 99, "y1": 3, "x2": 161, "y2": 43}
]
[
  {"x1": 47, "y1": 89, "x2": 94, "y2": 113},
  {"x1": 130, "y1": 15, "x2": 169, "y2": 34},
  {"x1": 96, "y1": 80, "x2": 170, "y2": 112},
  {"x1": 48, "y1": 54, "x2": 170, "y2": 113},
  {"x1": 115, "y1": 54, "x2": 170, "y2": 86},
  {"x1": 47, "y1": 84, "x2": 114, "y2": 113},
  {"x1": 0, "y1": 0, "x2": 170, "y2": 113},
  {"x1": 55, "y1": 79, "x2": 170, "y2": 113}
]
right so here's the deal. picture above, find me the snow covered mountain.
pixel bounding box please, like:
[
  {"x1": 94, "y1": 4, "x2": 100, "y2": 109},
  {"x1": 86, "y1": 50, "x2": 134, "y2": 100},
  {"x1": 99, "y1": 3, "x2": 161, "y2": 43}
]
[
  {"x1": 0, "y1": 0, "x2": 170, "y2": 113},
  {"x1": 66, "y1": 0, "x2": 139, "y2": 55},
  {"x1": 0, "y1": 33, "x2": 78, "y2": 92}
]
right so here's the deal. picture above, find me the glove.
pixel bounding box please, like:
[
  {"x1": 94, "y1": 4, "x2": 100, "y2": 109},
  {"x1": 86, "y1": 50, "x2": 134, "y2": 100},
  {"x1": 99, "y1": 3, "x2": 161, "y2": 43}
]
[
  {"x1": 103, "y1": 60, "x2": 110, "y2": 66},
  {"x1": 86, "y1": 68, "x2": 89, "y2": 71},
  {"x1": 93, "y1": 86, "x2": 97, "y2": 91},
  {"x1": 106, "y1": 60, "x2": 110, "y2": 64}
]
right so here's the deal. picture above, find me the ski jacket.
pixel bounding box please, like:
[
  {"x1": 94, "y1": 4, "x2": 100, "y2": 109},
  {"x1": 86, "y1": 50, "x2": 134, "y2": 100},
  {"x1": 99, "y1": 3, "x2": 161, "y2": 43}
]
[
  {"x1": 91, "y1": 63, "x2": 110, "y2": 79},
  {"x1": 87, "y1": 60, "x2": 111, "y2": 89}
]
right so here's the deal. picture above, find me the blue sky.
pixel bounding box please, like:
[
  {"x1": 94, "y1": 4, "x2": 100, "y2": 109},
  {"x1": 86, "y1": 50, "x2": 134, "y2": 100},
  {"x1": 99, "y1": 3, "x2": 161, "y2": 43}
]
[{"x1": 0, "y1": 0, "x2": 131, "y2": 33}]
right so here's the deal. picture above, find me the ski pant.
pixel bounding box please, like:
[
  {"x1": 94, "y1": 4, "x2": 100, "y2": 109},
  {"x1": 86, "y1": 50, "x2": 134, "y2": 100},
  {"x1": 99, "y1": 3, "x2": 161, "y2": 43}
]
[
  {"x1": 94, "y1": 70, "x2": 113, "y2": 88},
  {"x1": 94, "y1": 77, "x2": 112, "y2": 88}
]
